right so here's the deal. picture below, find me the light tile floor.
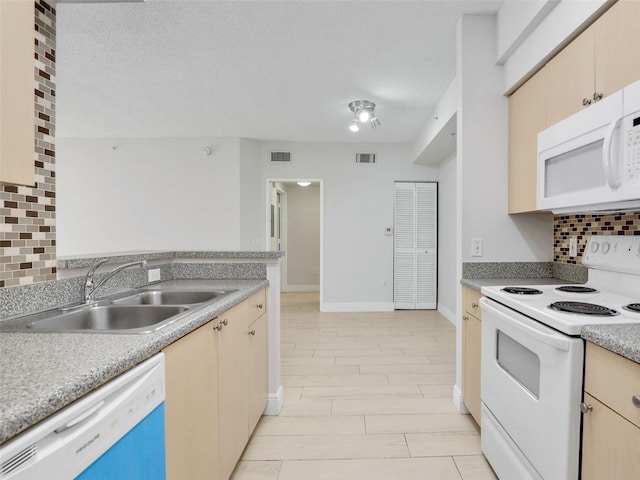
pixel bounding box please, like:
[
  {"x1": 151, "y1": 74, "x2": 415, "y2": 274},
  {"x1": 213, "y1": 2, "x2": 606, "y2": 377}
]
[{"x1": 231, "y1": 292, "x2": 498, "y2": 480}]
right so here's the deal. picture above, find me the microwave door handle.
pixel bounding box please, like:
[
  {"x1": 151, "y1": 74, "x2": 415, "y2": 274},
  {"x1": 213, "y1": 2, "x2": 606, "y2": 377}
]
[{"x1": 602, "y1": 116, "x2": 623, "y2": 188}]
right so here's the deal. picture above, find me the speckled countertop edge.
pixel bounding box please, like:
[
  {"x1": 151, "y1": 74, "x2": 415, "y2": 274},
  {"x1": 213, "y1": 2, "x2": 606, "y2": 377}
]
[
  {"x1": 0, "y1": 279, "x2": 268, "y2": 445},
  {"x1": 58, "y1": 251, "x2": 285, "y2": 269},
  {"x1": 461, "y1": 277, "x2": 572, "y2": 291},
  {"x1": 581, "y1": 324, "x2": 640, "y2": 364}
]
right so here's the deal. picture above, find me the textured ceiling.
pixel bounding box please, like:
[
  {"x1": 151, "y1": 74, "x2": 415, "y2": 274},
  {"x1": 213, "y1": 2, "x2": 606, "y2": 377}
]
[{"x1": 56, "y1": 1, "x2": 503, "y2": 143}]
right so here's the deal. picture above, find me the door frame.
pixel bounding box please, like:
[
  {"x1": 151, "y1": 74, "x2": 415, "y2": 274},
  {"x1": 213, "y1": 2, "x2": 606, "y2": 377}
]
[{"x1": 265, "y1": 178, "x2": 324, "y2": 306}]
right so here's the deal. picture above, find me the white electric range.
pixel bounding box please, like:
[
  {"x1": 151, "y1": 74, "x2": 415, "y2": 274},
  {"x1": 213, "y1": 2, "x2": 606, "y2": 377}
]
[{"x1": 479, "y1": 235, "x2": 640, "y2": 480}]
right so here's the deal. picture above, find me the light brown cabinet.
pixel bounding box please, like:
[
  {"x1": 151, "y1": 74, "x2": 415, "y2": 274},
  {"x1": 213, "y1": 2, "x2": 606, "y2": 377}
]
[
  {"x1": 508, "y1": 68, "x2": 546, "y2": 213},
  {"x1": 164, "y1": 320, "x2": 220, "y2": 480},
  {"x1": 593, "y1": 0, "x2": 640, "y2": 101},
  {"x1": 462, "y1": 286, "x2": 482, "y2": 425},
  {"x1": 0, "y1": 0, "x2": 35, "y2": 186},
  {"x1": 508, "y1": 0, "x2": 640, "y2": 214},
  {"x1": 164, "y1": 288, "x2": 268, "y2": 480},
  {"x1": 581, "y1": 343, "x2": 640, "y2": 479}
]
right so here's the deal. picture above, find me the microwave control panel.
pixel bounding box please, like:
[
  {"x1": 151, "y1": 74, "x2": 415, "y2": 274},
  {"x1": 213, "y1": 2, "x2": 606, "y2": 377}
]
[{"x1": 625, "y1": 115, "x2": 640, "y2": 181}]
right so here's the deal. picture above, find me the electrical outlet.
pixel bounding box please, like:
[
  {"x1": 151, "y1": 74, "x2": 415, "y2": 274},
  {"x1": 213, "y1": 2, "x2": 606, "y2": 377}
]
[
  {"x1": 252, "y1": 238, "x2": 260, "y2": 246},
  {"x1": 569, "y1": 237, "x2": 578, "y2": 257},
  {"x1": 471, "y1": 238, "x2": 483, "y2": 257},
  {"x1": 148, "y1": 268, "x2": 161, "y2": 283}
]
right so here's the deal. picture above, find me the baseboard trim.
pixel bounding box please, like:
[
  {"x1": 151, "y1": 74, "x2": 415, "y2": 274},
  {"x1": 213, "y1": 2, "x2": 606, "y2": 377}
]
[
  {"x1": 453, "y1": 384, "x2": 470, "y2": 415},
  {"x1": 264, "y1": 385, "x2": 284, "y2": 415},
  {"x1": 438, "y1": 304, "x2": 456, "y2": 325},
  {"x1": 320, "y1": 302, "x2": 394, "y2": 313},
  {"x1": 286, "y1": 284, "x2": 320, "y2": 292}
]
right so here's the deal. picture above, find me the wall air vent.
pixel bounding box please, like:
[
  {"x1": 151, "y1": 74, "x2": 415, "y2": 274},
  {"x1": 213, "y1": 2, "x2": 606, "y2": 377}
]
[
  {"x1": 356, "y1": 153, "x2": 376, "y2": 164},
  {"x1": 270, "y1": 152, "x2": 291, "y2": 163}
]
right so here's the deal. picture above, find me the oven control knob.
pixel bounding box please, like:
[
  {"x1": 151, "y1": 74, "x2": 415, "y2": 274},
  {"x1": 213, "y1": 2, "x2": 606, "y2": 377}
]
[
  {"x1": 601, "y1": 242, "x2": 611, "y2": 254},
  {"x1": 590, "y1": 241, "x2": 599, "y2": 253}
]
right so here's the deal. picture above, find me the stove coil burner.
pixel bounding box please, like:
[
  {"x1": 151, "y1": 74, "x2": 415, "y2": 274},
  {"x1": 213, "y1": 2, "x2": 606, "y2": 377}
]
[
  {"x1": 623, "y1": 303, "x2": 640, "y2": 313},
  {"x1": 555, "y1": 286, "x2": 599, "y2": 294},
  {"x1": 549, "y1": 301, "x2": 619, "y2": 316},
  {"x1": 501, "y1": 287, "x2": 543, "y2": 295}
]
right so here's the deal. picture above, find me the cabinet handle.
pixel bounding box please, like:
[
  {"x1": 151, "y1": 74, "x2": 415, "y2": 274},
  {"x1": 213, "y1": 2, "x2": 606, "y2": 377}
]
[
  {"x1": 471, "y1": 302, "x2": 478, "y2": 308},
  {"x1": 249, "y1": 330, "x2": 256, "y2": 336},
  {"x1": 214, "y1": 318, "x2": 229, "y2": 331},
  {"x1": 463, "y1": 316, "x2": 469, "y2": 321},
  {"x1": 582, "y1": 98, "x2": 592, "y2": 106},
  {"x1": 593, "y1": 91, "x2": 603, "y2": 102},
  {"x1": 633, "y1": 395, "x2": 640, "y2": 408},
  {"x1": 257, "y1": 303, "x2": 263, "y2": 309},
  {"x1": 580, "y1": 402, "x2": 593, "y2": 414}
]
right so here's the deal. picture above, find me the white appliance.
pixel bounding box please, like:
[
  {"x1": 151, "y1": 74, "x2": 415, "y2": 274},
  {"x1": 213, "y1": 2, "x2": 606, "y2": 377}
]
[
  {"x1": 537, "y1": 79, "x2": 640, "y2": 213},
  {"x1": 0, "y1": 353, "x2": 166, "y2": 479},
  {"x1": 480, "y1": 235, "x2": 640, "y2": 480}
]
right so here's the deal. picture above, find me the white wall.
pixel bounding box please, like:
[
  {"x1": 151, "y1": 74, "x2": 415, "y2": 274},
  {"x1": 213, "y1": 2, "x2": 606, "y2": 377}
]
[
  {"x1": 436, "y1": 152, "x2": 457, "y2": 324},
  {"x1": 284, "y1": 183, "x2": 320, "y2": 290},
  {"x1": 56, "y1": 137, "x2": 241, "y2": 256},
  {"x1": 458, "y1": 15, "x2": 553, "y2": 264},
  {"x1": 239, "y1": 141, "x2": 439, "y2": 311}
]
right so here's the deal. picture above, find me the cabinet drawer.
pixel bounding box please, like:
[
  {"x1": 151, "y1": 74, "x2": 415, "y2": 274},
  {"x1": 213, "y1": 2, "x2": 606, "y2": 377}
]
[
  {"x1": 245, "y1": 289, "x2": 266, "y2": 322},
  {"x1": 585, "y1": 343, "x2": 640, "y2": 428},
  {"x1": 463, "y1": 287, "x2": 482, "y2": 320}
]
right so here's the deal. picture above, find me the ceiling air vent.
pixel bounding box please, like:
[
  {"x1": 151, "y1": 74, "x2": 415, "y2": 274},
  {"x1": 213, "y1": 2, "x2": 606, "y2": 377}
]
[
  {"x1": 270, "y1": 152, "x2": 291, "y2": 163},
  {"x1": 1, "y1": 444, "x2": 37, "y2": 478},
  {"x1": 356, "y1": 153, "x2": 376, "y2": 164}
]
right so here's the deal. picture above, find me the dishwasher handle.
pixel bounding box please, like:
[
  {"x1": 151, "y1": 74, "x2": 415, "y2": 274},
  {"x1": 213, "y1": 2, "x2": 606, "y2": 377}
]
[{"x1": 54, "y1": 400, "x2": 105, "y2": 434}]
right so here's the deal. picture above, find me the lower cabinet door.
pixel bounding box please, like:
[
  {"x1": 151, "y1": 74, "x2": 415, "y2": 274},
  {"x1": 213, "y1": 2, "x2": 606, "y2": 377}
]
[
  {"x1": 581, "y1": 393, "x2": 640, "y2": 480},
  {"x1": 164, "y1": 321, "x2": 219, "y2": 480},
  {"x1": 462, "y1": 314, "x2": 481, "y2": 425},
  {"x1": 217, "y1": 306, "x2": 249, "y2": 480},
  {"x1": 248, "y1": 314, "x2": 268, "y2": 435}
]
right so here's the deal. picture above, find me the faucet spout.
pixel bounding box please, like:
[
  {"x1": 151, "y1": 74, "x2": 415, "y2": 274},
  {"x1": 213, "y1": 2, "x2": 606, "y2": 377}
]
[{"x1": 83, "y1": 260, "x2": 147, "y2": 303}]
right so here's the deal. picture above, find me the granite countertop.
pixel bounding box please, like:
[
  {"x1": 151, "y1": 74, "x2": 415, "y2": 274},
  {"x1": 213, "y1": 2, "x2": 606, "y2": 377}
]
[
  {"x1": 581, "y1": 324, "x2": 640, "y2": 364},
  {"x1": 0, "y1": 278, "x2": 268, "y2": 445},
  {"x1": 58, "y1": 250, "x2": 285, "y2": 269},
  {"x1": 461, "y1": 277, "x2": 572, "y2": 291}
]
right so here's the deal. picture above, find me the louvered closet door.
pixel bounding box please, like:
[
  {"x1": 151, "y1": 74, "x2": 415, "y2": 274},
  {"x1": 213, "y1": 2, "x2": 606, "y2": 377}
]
[{"x1": 394, "y1": 182, "x2": 437, "y2": 309}]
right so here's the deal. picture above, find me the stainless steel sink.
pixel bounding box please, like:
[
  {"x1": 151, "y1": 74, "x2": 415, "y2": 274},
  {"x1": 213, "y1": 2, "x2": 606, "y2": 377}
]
[
  {"x1": 113, "y1": 290, "x2": 231, "y2": 306},
  {"x1": 25, "y1": 305, "x2": 189, "y2": 334}
]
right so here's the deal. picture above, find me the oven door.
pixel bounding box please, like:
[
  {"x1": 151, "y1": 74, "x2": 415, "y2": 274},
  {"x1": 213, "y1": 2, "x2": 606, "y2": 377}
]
[{"x1": 480, "y1": 297, "x2": 584, "y2": 480}]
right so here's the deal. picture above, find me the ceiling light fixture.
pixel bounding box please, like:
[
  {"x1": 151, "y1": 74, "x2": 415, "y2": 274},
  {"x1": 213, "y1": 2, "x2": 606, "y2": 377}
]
[
  {"x1": 297, "y1": 181, "x2": 311, "y2": 187},
  {"x1": 348, "y1": 100, "x2": 381, "y2": 131}
]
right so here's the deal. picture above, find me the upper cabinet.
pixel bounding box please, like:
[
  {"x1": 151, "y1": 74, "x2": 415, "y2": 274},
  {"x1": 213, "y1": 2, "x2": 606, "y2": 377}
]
[
  {"x1": 508, "y1": 0, "x2": 640, "y2": 214},
  {"x1": 0, "y1": 0, "x2": 35, "y2": 187},
  {"x1": 593, "y1": 0, "x2": 640, "y2": 98},
  {"x1": 508, "y1": 68, "x2": 546, "y2": 213},
  {"x1": 544, "y1": 26, "x2": 595, "y2": 126}
]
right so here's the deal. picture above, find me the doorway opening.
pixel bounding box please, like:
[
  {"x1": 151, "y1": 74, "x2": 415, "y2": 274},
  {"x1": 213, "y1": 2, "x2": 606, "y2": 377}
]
[{"x1": 266, "y1": 179, "x2": 323, "y2": 306}]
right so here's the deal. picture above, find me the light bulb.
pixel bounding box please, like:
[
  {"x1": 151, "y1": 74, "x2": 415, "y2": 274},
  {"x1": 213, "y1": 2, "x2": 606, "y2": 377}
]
[
  {"x1": 349, "y1": 120, "x2": 359, "y2": 132},
  {"x1": 297, "y1": 181, "x2": 311, "y2": 187},
  {"x1": 358, "y1": 109, "x2": 371, "y2": 122}
]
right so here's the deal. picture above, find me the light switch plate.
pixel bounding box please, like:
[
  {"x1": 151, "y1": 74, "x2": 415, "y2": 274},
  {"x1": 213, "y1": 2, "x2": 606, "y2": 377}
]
[{"x1": 148, "y1": 268, "x2": 161, "y2": 283}]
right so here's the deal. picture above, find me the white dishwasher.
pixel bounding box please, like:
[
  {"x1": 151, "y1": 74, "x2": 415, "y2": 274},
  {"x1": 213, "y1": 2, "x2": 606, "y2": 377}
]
[{"x1": 0, "y1": 353, "x2": 166, "y2": 480}]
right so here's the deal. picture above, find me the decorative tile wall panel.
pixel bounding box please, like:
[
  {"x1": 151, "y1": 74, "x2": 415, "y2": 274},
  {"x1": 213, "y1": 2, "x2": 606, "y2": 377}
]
[
  {"x1": 554, "y1": 211, "x2": 640, "y2": 264},
  {"x1": 0, "y1": 1, "x2": 56, "y2": 287}
]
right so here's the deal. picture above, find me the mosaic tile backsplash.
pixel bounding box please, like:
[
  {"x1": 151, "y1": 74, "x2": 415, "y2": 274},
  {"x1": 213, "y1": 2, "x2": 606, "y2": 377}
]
[
  {"x1": 0, "y1": 1, "x2": 56, "y2": 288},
  {"x1": 554, "y1": 211, "x2": 640, "y2": 264}
]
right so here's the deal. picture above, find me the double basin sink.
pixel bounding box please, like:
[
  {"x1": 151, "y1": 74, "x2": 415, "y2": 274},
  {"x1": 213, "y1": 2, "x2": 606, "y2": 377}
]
[{"x1": 20, "y1": 289, "x2": 236, "y2": 334}]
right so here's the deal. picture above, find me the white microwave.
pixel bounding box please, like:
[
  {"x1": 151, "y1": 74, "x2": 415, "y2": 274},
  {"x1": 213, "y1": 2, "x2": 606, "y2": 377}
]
[{"x1": 537, "y1": 79, "x2": 640, "y2": 213}]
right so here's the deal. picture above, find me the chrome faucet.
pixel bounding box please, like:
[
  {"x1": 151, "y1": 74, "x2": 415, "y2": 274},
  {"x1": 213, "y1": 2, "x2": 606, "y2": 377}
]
[{"x1": 83, "y1": 259, "x2": 147, "y2": 303}]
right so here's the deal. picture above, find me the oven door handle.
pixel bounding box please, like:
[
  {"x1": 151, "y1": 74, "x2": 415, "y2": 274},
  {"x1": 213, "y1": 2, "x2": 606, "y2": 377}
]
[{"x1": 480, "y1": 298, "x2": 571, "y2": 352}]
